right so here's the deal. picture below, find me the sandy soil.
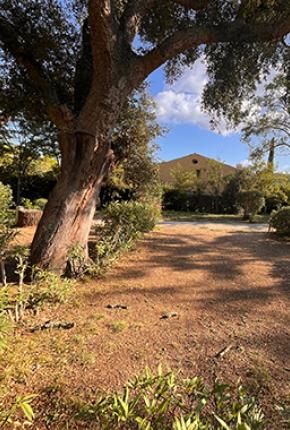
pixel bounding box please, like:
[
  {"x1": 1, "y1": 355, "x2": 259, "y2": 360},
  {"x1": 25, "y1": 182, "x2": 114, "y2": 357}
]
[{"x1": 4, "y1": 224, "x2": 290, "y2": 428}]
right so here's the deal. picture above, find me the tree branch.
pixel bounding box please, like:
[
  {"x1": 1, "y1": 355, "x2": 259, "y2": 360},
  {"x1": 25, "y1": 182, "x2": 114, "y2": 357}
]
[
  {"x1": 0, "y1": 14, "x2": 72, "y2": 128},
  {"x1": 173, "y1": 0, "x2": 210, "y2": 10},
  {"x1": 78, "y1": 0, "x2": 117, "y2": 130},
  {"x1": 88, "y1": 0, "x2": 114, "y2": 72},
  {"x1": 132, "y1": 15, "x2": 290, "y2": 82},
  {"x1": 119, "y1": 0, "x2": 158, "y2": 45}
]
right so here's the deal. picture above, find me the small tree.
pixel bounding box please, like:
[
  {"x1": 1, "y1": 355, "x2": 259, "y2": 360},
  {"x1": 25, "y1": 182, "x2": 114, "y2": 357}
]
[
  {"x1": 237, "y1": 190, "x2": 265, "y2": 222},
  {"x1": 202, "y1": 160, "x2": 228, "y2": 212},
  {"x1": 108, "y1": 86, "x2": 164, "y2": 203},
  {"x1": 235, "y1": 74, "x2": 290, "y2": 165},
  {"x1": 226, "y1": 163, "x2": 289, "y2": 213},
  {"x1": 170, "y1": 164, "x2": 197, "y2": 192}
]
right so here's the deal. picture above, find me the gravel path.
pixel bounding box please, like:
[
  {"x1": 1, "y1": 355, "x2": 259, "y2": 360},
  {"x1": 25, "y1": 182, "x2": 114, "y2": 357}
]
[{"x1": 159, "y1": 220, "x2": 268, "y2": 232}]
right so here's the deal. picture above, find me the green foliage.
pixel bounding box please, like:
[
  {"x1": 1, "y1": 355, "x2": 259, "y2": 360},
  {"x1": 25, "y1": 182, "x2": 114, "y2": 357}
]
[
  {"x1": 21, "y1": 197, "x2": 48, "y2": 210},
  {"x1": 0, "y1": 182, "x2": 13, "y2": 225},
  {"x1": 237, "y1": 191, "x2": 265, "y2": 222},
  {"x1": 269, "y1": 206, "x2": 290, "y2": 234},
  {"x1": 0, "y1": 118, "x2": 58, "y2": 204},
  {"x1": 85, "y1": 368, "x2": 265, "y2": 429},
  {"x1": 0, "y1": 182, "x2": 16, "y2": 286},
  {"x1": 223, "y1": 164, "x2": 289, "y2": 214},
  {"x1": 67, "y1": 243, "x2": 87, "y2": 278},
  {"x1": 29, "y1": 269, "x2": 75, "y2": 307},
  {"x1": 0, "y1": 391, "x2": 36, "y2": 428},
  {"x1": 105, "y1": 86, "x2": 164, "y2": 204},
  {"x1": 105, "y1": 201, "x2": 159, "y2": 234},
  {"x1": 233, "y1": 73, "x2": 290, "y2": 161},
  {"x1": 94, "y1": 201, "x2": 158, "y2": 275},
  {"x1": 0, "y1": 305, "x2": 12, "y2": 351},
  {"x1": 170, "y1": 164, "x2": 196, "y2": 192},
  {"x1": 202, "y1": 160, "x2": 227, "y2": 197},
  {"x1": 21, "y1": 197, "x2": 36, "y2": 209},
  {"x1": 0, "y1": 266, "x2": 74, "y2": 323},
  {"x1": 1, "y1": 1, "x2": 289, "y2": 134},
  {"x1": 33, "y1": 198, "x2": 48, "y2": 210}
]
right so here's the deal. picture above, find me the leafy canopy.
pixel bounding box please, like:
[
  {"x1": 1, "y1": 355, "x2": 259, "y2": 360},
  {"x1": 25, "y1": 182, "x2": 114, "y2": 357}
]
[{"x1": 1, "y1": 0, "x2": 290, "y2": 129}]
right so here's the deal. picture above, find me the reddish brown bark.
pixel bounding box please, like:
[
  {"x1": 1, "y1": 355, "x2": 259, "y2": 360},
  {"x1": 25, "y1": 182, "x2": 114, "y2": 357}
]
[{"x1": 30, "y1": 131, "x2": 113, "y2": 272}]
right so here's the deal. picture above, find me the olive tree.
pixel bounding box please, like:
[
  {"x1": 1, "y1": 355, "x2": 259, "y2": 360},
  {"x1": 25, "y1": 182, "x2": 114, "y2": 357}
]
[
  {"x1": 1, "y1": 0, "x2": 290, "y2": 272},
  {"x1": 238, "y1": 74, "x2": 290, "y2": 166}
]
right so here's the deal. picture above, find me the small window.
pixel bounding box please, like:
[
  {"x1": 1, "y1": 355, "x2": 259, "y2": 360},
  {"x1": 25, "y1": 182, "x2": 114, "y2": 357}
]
[
  {"x1": 192, "y1": 159, "x2": 198, "y2": 164},
  {"x1": 196, "y1": 169, "x2": 201, "y2": 178}
]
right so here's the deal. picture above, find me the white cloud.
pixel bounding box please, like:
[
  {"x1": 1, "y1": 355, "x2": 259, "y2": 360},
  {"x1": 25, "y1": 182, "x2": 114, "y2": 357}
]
[
  {"x1": 238, "y1": 159, "x2": 252, "y2": 168},
  {"x1": 154, "y1": 59, "x2": 236, "y2": 136}
]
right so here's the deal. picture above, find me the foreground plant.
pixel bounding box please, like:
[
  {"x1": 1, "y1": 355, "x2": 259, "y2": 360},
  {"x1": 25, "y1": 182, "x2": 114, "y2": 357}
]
[
  {"x1": 0, "y1": 391, "x2": 36, "y2": 428},
  {"x1": 0, "y1": 182, "x2": 17, "y2": 286},
  {"x1": 269, "y1": 207, "x2": 290, "y2": 235},
  {"x1": 0, "y1": 266, "x2": 75, "y2": 325},
  {"x1": 93, "y1": 201, "x2": 158, "y2": 275},
  {"x1": 80, "y1": 368, "x2": 265, "y2": 430}
]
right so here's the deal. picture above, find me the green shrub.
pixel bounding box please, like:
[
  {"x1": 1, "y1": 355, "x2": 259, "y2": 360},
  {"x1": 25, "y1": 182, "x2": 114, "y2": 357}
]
[
  {"x1": 33, "y1": 198, "x2": 48, "y2": 210},
  {"x1": 0, "y1": 182, "x2": 13, "y2": 225},
  {"x1": 237, "y1": 190, "x2": 265, "y2": 222},
  {"x1": 93, "y1": 201, "x2": 158, "y2": 275},
  {"x1": 0, "y1": 267, "x2": 75, "y2": 323},
  {"x1": 104, "y1": 200, "x2": 158, "y2": 234},
  {"x1": 29, "y1": 269, "x2": 75, "y2": 307},
  {"x1": 269, "y1": 206, "x2": 290, "y2": 234},
  {"x1": 20, "y1": 197, "x2": 35, "y2": 209},
  {"x1": 0, "y1": 182, "x2": 16, "y2": 286},
  {"x1": 83, "y1": 368, "x2": 265, "y2": 429}
]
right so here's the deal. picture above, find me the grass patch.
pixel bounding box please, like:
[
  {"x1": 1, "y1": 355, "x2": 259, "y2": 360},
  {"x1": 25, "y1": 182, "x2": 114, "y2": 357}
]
[{"x1": 109, "y1": 320, "x2": 128, "y2": 333}]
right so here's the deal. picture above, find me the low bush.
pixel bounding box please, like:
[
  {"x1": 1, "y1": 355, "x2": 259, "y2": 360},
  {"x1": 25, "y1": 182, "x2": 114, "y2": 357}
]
[
  {"x1": 83, "y1": 368, "x2": 265, "y2": 429},
  {"x1": 269, "y1": 206, "x2": 290, "y2": 235},
  {"x1": 0, "y1": 262, "x2": 75, "y2": 325},
  {"x1": 93, "y1": 201, "x2": 158, "y2": 275},
  {"x1": 27, "y1": 269, "x2": 75, "y2": 309},
  {"x1": 104, "y1": 200, "x2": 158, "y2": 233}
]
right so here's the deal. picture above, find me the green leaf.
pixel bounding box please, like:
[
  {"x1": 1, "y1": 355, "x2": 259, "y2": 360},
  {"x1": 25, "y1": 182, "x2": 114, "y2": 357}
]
[
  {"x1": 20, "y1": 402, "x2": 34, "y2": 422},
  {"x1": 214, "y1": 414, "x2": 231, "y2": 430}
]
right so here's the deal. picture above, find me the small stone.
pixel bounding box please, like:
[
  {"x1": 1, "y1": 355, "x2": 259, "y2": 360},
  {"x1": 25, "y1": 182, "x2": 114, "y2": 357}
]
[
  {"x1": 160, "y1": 312, "x2": 178, "y2": 320},
  {"x1": 106, "y1": 304, "x2": 128, "y2": 310}
]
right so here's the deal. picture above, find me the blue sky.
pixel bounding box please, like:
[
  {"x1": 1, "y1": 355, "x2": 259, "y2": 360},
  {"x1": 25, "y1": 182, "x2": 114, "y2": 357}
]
[{"x1": 148, "y1": 62, "x2": 290, "y2": 172}]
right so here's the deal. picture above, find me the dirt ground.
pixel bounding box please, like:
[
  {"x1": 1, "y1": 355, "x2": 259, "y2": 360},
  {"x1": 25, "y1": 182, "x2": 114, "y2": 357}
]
[{"x1": 3, "y1": 224, "x2": 290, "y2": 428}]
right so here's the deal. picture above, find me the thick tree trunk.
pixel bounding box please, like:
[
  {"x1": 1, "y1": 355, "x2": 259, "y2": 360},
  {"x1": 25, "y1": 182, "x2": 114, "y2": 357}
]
[{"x1": 30, "y1": 130, "x2": 113, "y2": 273}]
